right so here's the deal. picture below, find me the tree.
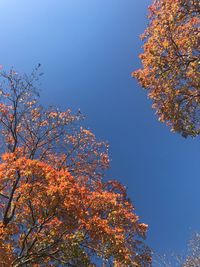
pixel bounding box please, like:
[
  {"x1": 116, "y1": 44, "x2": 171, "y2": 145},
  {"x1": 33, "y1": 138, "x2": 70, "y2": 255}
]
[
  {"x1": 132, "y1": 0, "x2": 200, "y2": 137},
  {"x1": 153, "y1": 233, "x2": 200, "y2": 267},
  {"x1": 0, "y1": 68, "x2": 151, "y2": 266},
  {"x1": 183, "y1": 233, "x2": 200, "y2": 267}
]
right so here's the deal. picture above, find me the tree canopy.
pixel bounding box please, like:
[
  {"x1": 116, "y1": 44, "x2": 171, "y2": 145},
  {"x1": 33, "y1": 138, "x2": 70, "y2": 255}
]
[
  {"x1": 133, "y1": 0, "x2": 200, "y2": 137},
  {"x1": 0, "y1": 68, "x2": 151, "y2": 266}
]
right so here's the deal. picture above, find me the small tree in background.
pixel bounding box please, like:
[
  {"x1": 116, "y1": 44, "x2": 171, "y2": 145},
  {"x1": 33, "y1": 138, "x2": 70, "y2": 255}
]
[
  {"x1": 153, "y1": 233, "x2": 200, "y2": 267},
  {"x1": 183, "y1": 233, "x2": 200, "y2": 267},
  {"x1": 0, "y1": 67, "x2": 151, "y2": 266},
  {"x1": 133, "y1": 0, "x2": 200, "y2": 137}
]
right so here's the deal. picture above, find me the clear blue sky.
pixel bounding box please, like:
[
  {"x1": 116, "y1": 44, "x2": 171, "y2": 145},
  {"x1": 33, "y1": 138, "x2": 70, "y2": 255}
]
[{"x1": 1, "y1": 0, "x2": 200, "y2": 258}]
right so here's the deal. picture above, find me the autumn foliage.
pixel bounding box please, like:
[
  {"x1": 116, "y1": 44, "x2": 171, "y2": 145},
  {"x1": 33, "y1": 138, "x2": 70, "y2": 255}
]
[
  {"x1": 0, "y1": 69, "x2": 151, "y2": 266},
  {"x1": 133, "y1": 0, "x2": 200, "y2": 137}
]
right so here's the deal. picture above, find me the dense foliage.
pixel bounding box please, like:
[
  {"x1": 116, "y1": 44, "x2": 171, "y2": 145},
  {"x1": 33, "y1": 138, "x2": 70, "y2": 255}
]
[
  {"x1": 133, "y1": 0, "x2": 200, "y2": 137},
  {"x1": 0, "y1": 68, "x2": 151, "y2": 266}
]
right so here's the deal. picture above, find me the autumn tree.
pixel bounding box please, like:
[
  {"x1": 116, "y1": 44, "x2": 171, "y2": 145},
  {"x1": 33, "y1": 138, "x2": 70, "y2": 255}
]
[
  {"x1": 133, "y1": 0, "x2": 200, "y2": 137},
  {"x1": 0, "y1": 68, "x2": 151, "y2": 266}
]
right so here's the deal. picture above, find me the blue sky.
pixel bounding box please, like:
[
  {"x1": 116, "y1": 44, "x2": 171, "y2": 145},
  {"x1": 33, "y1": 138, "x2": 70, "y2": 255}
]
[{"x1": 1, "y1": 0, "x2": 200, "y2": 257}]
